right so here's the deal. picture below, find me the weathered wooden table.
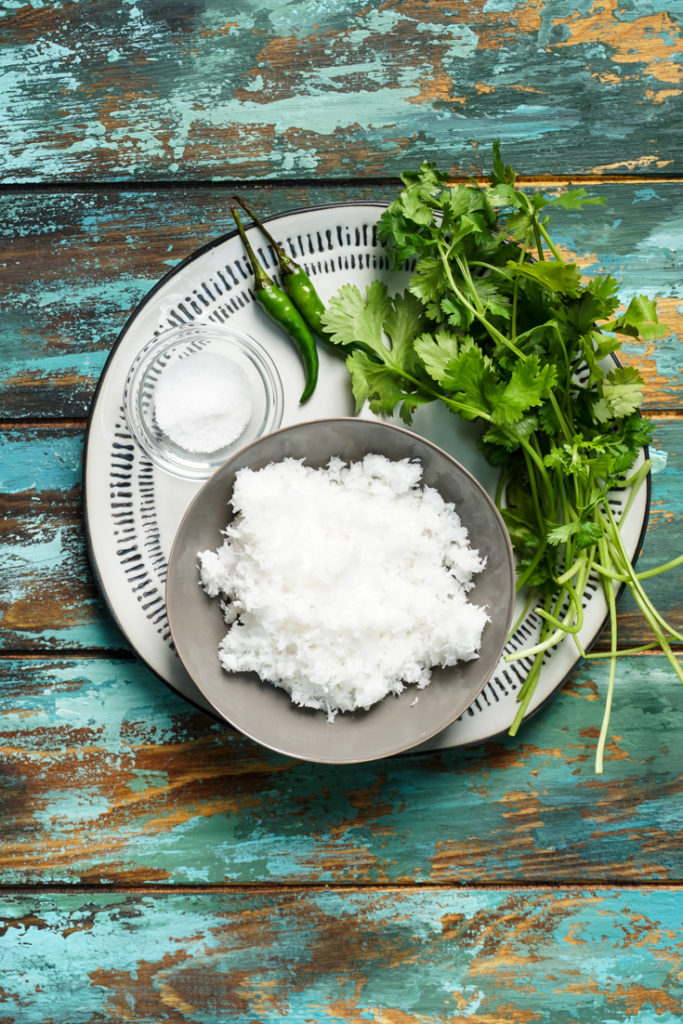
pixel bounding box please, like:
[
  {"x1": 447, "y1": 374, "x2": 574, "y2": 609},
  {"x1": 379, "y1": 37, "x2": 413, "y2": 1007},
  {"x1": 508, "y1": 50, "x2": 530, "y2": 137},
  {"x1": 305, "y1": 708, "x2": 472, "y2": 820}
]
[{"x1": 2, "y1": 3, "x2": 682, "y2": 1021}]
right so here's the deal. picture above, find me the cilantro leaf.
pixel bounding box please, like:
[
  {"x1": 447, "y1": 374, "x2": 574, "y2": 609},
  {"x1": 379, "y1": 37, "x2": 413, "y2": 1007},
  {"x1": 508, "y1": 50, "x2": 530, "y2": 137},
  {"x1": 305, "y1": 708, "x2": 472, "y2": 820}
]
[
  {"x1": 576, "y1": 519, "x2": 604, "y2": 550},
  {"x1": 440, "y1": 295, "x2": 474, "y2": 329},
  {"x1": 439, "y1": 345, "x2": 502, "y2": 421},
  {"x1": 413, "y1": 330, "x2": 465, "y2": 384},
  {"x1": 322, "y1": 281, "x2": 393, "y2": 357},
  {"x1": 548, "y1": 189, "x2": 606, "y2": 211},
  {"x1": 601, "y1": 365, "x2": 645, "y2": 418},
  {"x1": 409, "y1": 256, "x2": 449, "y2": 306},
  {"x1": 491, "y1": 356, "x2": 557, "y2": 425},
  {"x1": 488, "y1": 138, "x2": 516, "y2": 186},
  {"x1": 384, "y1": 290, "x2": 428, "y2": 371},
  {"x1": 508, "y1": 259, "x2": 583, "y2": 295},
  {"x1": 345, "y1": 349, "x2": 404, "y2": 416},
  {"x1": 398, "y1": 186, "x2": 435, "y2": 227},
  {"x1": 470, "y1": 276, "x2": 512, "y2": 321},
  {"x1": 605, "y1": 294, "x2": 668, "y2": 341}
]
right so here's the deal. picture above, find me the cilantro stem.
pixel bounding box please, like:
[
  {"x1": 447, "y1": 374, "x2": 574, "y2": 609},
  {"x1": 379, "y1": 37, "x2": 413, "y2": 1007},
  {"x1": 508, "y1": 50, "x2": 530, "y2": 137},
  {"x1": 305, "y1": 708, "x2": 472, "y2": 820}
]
[
  {"x1": 509, "y1": 586, "x2": 568, "y2": 733},
  {"x1": 386, "y1": 361, "x2": 492, "y2": 422},
  {"x1": 514, "y1": 539, "x2": 548, "y2": 591},
  {"x1": 508, "y1": 647, "x2": 545, "y2": 735},
  {"x1": 537, "y1": 219, "x2": 564, "y2": 263},
  {"x1": 595, "y1": 535, "x2": 619, "y2": 774},
  {"x1": 468, "y1": 260, "x2": 514, "y2": 279},
  {"x1": 535, "y1": 577, "x2": 584, "y2": 635},
  {"x1": 547, "y1": 392, "x2": 574, "y2": 445},
  {"x1": 592, "y1": 554, "x2": 683, "y2": 583},
  {"x1": 509, "y1": 670, "x2": 540, "y2": 732},
  {"x1": 592, "y1": 561, "x2": 628, "y2": 583},
  {"x1": 637, "y1": 553, "x2": 683, "y2": 579},
  {"x1": 583, "y1": 642, "x2": 662, "y2": 659},
  {"x1": 618, "y1": 460, "x2": 651, "y2": 521},
  {"x1": 527, "y1": 548, "x2": 593, "y2": 646},
  {"x1": 533, "y1": 223, "x2": 545, "y2": 261},
  {"x1": 455, "y1": 254, "x2": 485, "y2": 316},
  {"x1": 549, "y1": 322, "x2": 573, "y2": 412},
  {"x1": 438, "y1": 243, "x2": 527, "y2": 360},
  {"x1": 609, "y1": 553, "x2": 683, "y2": 686},
  {"x1": 520, "y1": 437, "x2": 554, "y2": 497},
  {"x1": 556, "y1": 553, "x2": 588, "y2": 586},
  {"x1": 507, "y1": 591, "x2": 537, "y2": 640},
  {"x1": 505, "y1": 592, "x2": 580, "y2": 662},
  {"x1": 522, "y1": 449, "x2": 547, "y2": 530},
  {"x1": 603, "y1": 503, "x2": 683, "y2": 643}
]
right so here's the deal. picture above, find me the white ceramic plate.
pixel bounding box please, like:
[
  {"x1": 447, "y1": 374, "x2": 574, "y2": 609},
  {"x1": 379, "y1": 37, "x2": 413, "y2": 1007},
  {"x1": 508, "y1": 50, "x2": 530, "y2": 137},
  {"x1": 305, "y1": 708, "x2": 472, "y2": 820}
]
[{"x1": 83, "y1": 203, "x2": 650, "y2": 749}]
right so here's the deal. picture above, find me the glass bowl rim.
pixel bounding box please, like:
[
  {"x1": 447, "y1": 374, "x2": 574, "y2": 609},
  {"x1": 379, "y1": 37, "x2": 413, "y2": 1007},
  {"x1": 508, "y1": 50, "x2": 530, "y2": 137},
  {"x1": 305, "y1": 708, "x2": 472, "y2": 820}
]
[{"x1": 123, "y1": 322, "x2": 285, "y2": 479}]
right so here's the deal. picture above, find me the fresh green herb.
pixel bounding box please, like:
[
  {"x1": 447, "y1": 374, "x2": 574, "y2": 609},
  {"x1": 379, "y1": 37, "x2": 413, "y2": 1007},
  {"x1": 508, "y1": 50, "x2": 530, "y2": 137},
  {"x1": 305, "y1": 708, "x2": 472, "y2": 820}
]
[{"x1": 322, "y1": 142, "x2": 682, "y2": 772}]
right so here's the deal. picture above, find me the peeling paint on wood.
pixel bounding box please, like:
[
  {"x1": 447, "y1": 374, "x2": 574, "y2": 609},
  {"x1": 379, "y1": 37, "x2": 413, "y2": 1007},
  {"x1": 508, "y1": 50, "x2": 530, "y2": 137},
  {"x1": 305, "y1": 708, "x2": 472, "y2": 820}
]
[
  {"x1": 0, "y1": 655, "x2": 680, "y2": 885},
  {"x1": 2, "y1": 2, "x2": 683, "y2": 1012},
  {"x1": 0, "y1": 428, "x2": 123, "y2": 650},
  {"x1": 0, "y1": 183, "x2": 682, "y2": 419},
  {"x1": 1, "y1": 0, "x2": 682, "y2": 181},
  {"x1": 0, "y1": 888, "x2": 680, "y2": 1023}
]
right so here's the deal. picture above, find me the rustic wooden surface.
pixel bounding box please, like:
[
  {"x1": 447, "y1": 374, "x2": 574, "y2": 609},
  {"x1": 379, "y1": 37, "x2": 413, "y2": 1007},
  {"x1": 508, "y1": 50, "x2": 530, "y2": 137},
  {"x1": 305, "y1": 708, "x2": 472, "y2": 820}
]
[
  {"x1": 1, "y1": 2, "x2": 682, "y2": 1021},
  {"x1": 2, "y1": 0, "x2": 682, "y2": 181}
]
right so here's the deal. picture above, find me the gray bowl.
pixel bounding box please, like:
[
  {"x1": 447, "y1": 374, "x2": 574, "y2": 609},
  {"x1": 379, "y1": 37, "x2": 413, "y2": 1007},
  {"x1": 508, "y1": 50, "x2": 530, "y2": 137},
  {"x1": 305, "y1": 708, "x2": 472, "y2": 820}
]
[{"x1": 166, "y1": 418, "x2": 516, "y2": 763}]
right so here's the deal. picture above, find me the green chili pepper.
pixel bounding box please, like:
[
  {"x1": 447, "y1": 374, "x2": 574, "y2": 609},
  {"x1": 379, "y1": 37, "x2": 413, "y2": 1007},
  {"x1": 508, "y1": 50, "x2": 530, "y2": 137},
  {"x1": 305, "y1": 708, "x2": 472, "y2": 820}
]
[
  {"x1": 231, "y1": 206, "x2": 319, "y2": 404},
  {"x1": 233, "y1": 195, "x2": 328, "y2": 338}
]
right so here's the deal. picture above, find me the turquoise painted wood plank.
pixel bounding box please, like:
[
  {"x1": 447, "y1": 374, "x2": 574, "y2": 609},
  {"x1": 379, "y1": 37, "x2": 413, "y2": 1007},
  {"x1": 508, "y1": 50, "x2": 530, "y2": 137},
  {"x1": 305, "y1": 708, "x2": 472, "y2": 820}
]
[
  {"x1": 0, "y1": 654, "x2": 680, "y2": 885},
  {"x1": 0, "y1": 184, "x2": 396, "y2": 418},
  {"x1": 0, "y1": 182, "x2": 682, "y2": 419},
  {"x1": 0, "y1": 422, "x2": 679, "y2": 652},
  {"x1": 0, "y1": 888, "x2": 681, "y2": 1023},
  {"x1": 0, "y1": 428, "x2": 124, "y2": 651},
  {"x1": 1, "y1": 0, "x2": 682, "y2": 182}
]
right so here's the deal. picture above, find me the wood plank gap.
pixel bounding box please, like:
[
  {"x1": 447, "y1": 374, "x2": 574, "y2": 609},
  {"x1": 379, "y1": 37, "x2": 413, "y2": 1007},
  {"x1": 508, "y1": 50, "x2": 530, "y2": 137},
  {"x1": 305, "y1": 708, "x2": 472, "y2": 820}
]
[
  {"x1": 0, "y1": 419, "x2": 88, "y2": 431},
  {"x1": 643, "y1": 409, "x2": 683, "y2": 420},
  {"x1": 0, "y1": 881, "x2": 680, "y2": 896},
  {"x1": 1, "y1": 174, "x2": 683, "y2": 196},
  {"x1": 0, "y1": 178, "x2": 400, "y2": 195},
  {"x1": 0, "y1": 649, "x2": 135, "y2": 661}
]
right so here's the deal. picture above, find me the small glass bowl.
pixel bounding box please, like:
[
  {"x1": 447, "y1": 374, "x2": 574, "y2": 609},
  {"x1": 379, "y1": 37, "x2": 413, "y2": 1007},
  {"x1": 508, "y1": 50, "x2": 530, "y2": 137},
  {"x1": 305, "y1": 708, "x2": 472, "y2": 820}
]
[{"x1": 123, "y1": 323, "x2": 284, "y2": 480}]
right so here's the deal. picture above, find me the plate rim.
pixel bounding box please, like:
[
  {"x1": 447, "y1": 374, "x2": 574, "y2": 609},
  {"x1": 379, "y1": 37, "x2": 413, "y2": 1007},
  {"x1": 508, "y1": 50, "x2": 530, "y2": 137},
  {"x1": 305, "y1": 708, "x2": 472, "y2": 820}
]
[{"x1": 82, "y1": 199, "x2": 653, "y2": 744}]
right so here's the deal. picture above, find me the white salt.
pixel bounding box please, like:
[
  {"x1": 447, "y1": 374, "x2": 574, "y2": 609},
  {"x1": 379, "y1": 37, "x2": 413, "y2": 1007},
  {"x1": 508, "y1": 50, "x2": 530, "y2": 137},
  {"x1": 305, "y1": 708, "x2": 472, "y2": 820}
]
[
  {"x1": 155, "y1": 350, "x2": 252, "y2": 453},
  {"x1": 198, "y1": 454, "x2": 489, "y2": 719}
]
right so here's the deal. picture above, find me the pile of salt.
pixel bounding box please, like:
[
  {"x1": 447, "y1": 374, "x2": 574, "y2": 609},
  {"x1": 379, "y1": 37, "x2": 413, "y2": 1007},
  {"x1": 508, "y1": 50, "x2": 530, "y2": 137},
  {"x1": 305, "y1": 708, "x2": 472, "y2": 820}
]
[{"x1": 154, "y1": 350, "x2": 252, "y2": 454}]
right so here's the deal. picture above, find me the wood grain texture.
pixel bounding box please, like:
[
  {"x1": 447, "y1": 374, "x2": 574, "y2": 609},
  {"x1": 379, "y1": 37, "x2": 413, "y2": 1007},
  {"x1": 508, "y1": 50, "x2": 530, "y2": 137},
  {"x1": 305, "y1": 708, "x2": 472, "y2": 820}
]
[
  {"x1": 0, "y1": 888, "x2": 681, "y2": 1023},
  {"x1": 3, "y1": 0, "x2": 683, "y2": 1013},
  {"x1": 1, "y1": 422, "x2": 680, "y2": 652},
  {"x1": 1, "y1": 0, "x2": 682, "y2": 182},
  {"x1": 0, "y1": 654, "x2": 680, "y2": 885},
  {"x1": 0, "y1": 428, "x2": 122, "y2": 651},
  {"x1": 1, "y1": 182, "x2": 682, "y2": 420}
]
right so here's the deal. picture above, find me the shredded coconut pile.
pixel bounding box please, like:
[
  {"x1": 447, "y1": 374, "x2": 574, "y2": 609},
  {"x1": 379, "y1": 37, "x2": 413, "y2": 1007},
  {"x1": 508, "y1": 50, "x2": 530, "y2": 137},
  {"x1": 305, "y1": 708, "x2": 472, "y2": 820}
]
[{"x1": 198, "y1": 454, "x2": 489, "y2": 718}]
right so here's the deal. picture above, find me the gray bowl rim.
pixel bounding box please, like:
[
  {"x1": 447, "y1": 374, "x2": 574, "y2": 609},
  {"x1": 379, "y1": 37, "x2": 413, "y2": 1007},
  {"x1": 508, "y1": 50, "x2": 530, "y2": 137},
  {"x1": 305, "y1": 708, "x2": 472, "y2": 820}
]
[{"x1": 166, "y1": 416, "x2": 517, "y2": 763}]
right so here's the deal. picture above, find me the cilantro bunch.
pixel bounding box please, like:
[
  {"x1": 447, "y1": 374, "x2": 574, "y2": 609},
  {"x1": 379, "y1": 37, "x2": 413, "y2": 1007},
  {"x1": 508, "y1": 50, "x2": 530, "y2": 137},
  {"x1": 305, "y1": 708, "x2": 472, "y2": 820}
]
[{"x1": 322, "y1": 143, "x2": 682, "y2": 771}]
